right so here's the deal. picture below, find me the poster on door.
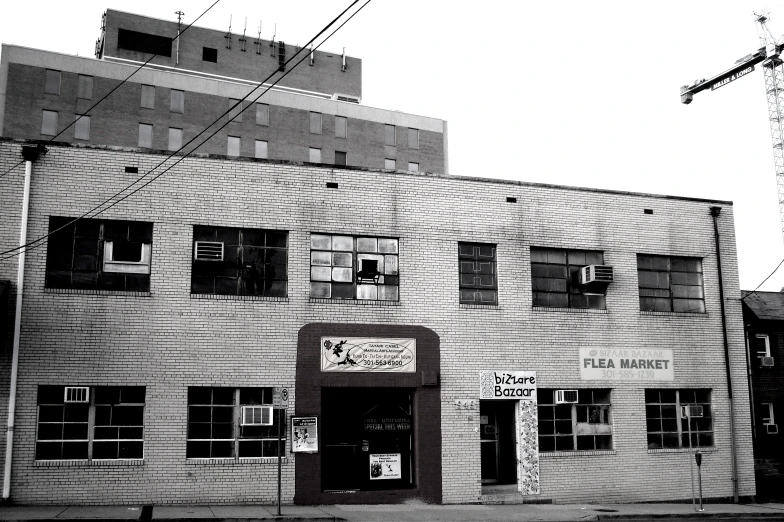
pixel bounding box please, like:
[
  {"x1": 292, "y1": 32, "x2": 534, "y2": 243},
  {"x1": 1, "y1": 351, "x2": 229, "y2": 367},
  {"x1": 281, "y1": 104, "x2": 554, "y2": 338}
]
[
  {"x1": 369, "y1": 453, "x2": 401, "y2": 480},
  {"x1": 321, "y1": 337, "x2": 416, "y2": 372},
  {"x1": 291, "y1": 416, "x2": 319, "y2": 453}
]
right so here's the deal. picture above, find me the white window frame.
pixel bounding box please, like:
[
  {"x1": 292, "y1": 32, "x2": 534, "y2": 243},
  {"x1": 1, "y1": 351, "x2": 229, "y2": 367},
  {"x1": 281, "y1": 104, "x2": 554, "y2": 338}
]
[
  {"x1": 103, "y1": 241, "x2": 152, "y2": 274},
  {"x1": 762, "y1": 402, "x2": 775, "y2": 425},
  {"x1": 755, "y1": 333, "x2": 772, "y2": 358}
]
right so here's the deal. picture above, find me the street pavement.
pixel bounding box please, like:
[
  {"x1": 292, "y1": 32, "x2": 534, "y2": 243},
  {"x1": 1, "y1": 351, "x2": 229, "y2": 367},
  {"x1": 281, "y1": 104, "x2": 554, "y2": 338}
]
[{"x1": 0, "y1": 502, "x2": 783, "y2": 522}]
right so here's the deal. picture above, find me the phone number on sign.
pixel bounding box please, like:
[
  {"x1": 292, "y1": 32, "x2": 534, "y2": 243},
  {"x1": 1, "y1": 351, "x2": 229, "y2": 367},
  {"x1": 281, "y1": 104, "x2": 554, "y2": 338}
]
[
  {"x1": 600, "y1": 369, "x2": 655, "y2": 379},
  {"x1": 362, "y1": 359, "x2": 405, "y2": 367}
]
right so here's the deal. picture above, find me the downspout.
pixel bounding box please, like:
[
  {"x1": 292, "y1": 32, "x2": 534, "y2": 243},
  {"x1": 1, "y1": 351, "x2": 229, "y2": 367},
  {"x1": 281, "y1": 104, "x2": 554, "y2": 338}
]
[
  {"x1": 710, "y1": 205, "x2": 739, "y2": 503},
  {"x1": 743, "y1": 326, "x2": 756, "y2": 440},
  {"x1": 3, "y1": 144, "x2": 45, "y2": 501}
]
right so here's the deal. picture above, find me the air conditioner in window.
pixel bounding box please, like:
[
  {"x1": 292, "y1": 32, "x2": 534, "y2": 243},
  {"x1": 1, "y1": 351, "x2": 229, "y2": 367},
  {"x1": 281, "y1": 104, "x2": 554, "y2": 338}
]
[
  {"x1": 555, "y1": 390, "x2": 578, "y2": 404},
  {"x1": 64, "y1": 386, "x2": 89, "y2": 403},
  {"x1": 761, "y1": 356, "x2": 775, "y2": 367},
  {"x1": 767, "y1": 423, "x2": 779, "y2": 435},
  {"x1": 194, "y1": 241, "x2": 224, "y2": 261},
  {"x1": 103, "y1": 242, "x2": 151, "y2": 274},
  {"x1": 681, "y1": 405, "x2": 703, "y2": 418},
  {"x1": 579, "y1": 265, "x2": 614, "y2": 285},
  {"x1": 241, "y1": 405, "x2": 273, "y2": 426}
]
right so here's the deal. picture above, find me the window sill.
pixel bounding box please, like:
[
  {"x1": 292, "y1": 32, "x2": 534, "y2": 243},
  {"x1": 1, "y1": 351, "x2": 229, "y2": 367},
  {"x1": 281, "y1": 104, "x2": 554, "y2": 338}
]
[
  {"x1": 539, "y1": 450, "x2": 615, "y2": 458},
  {"x1": 640, "y1": 311, "x2": 707, "y2": 317},
  {"x1": 186, "y1": 457, "x2": 288, "y2": 465},
  {"x1": 309, "y1": 298, "x2": 400, "y2": 306},
  {"x1": 647, "y1": 447, "x2": 716, "y2": 454},
  {"x1": 532, "y1": 306, "x2": 608, "y2": 314},
  {"x1": 460, "y1": 303, "x2": 499, "y2": 310},
  {"x1": 190, "y1": 293, "x2": 288, "y2": 302},
  {"x1": 34, "y1": 459, "x2": 144, "y2": 467},
  {"x1": 44, "y1": 288, "x2": 151, "y2": 297}
]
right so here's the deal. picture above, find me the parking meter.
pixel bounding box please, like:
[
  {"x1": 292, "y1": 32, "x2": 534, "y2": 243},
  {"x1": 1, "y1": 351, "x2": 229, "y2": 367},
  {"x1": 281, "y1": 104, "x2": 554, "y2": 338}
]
[{"x1": 695, "y1": 451, "x2": 702, "y2": 467}]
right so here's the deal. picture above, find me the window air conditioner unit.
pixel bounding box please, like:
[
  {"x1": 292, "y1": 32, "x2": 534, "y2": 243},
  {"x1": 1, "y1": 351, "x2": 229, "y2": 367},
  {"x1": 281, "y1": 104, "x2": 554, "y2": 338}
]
[
  {"x1": 579, "y1": 265, "x2": 614, "y2": 285},
  {"x1": 241, "y1": 405, "x2": 273, "y2": 426},
  {"x1": 64, "y1": 386, "x2": 89, "y2": 403},
  {"x1": 194, "y1": 241, "x2": 224, "y2": 261},
  {"x1": 767, "y1": 424, "x2": 779, "y2": 435},
  {"x1": 681, "y1": 405, "x2": 703, "y2": 418},
  {"x1": 103, "y1": 242, "x2": 152, "y2": 274},
  {"x1": 761, "y1": 356, "x2": 775, "y2": 367},
  {"x1": 332, "y1": 93, "x2": 360, "y2": 104},
  {"x1": 555, "y1": 390, "x2": 578, "y2": 404}
]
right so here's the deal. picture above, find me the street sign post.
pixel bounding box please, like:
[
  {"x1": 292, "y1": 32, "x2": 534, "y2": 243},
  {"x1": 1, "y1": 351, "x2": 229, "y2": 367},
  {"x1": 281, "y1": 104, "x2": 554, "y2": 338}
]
[{"x1": 274, "y1": 388, "x2": 288, "y2": 516}]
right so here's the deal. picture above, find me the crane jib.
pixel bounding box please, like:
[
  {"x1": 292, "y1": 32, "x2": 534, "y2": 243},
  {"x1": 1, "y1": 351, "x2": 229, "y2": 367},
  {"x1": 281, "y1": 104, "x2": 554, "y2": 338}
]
[{"x1": 710, "y1": 65, "x2": 755, "y2": 91}]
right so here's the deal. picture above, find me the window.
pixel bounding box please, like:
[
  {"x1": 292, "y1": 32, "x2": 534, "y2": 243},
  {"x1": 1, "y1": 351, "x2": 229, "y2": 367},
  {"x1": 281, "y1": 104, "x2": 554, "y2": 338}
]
[
  {"x1": 385, "y1": 124, "x2": 396, "y2": 146},
  {"x1": 191, "y1": 226, "x2": 288, "y2": 297},
  {"x1": 140, "y1": 85, "x2": 155, "y2": 109},
  {"x1": 227, "y1": 136, "x2": 240, "y2": 157},
  {"x1": 408, "y1": 128, "x2": 419, "y2": 149},
  {"x1": 45, "y1": 217, "x2": 153, "y2": 292},
  {"x1": 36, "y1": 385, "x2": 145, "y2": 461},
  {"x1": 754, "y1": 333, "x2": 771, "y2": 361},
  {"x1": 385, "y1": 158, "x2": 396, "y2": 170},
  {"x1": 187, "y1": 387, "x2": 284, "y2": 459},
  {"x1": 138, "y1": 123, "x2": 153, "y2": 148},
  {"x1": 77, "y1": 75, "x2": 93, "y2": 100},
  {"x1": 256, "y1": 103, "x2": 269, "y2": 126},
  {"x1": 310, "y1": 234, "x2": 399, "y2": 301},
  {"x1": 335, "y1": 151, "x2": 347, "y2": 166},
  {"x1": 170, "y1": 89, "x2": 184, "y2": 113},
  {"x1": 637, "y1": 254, "x2": 705, "y2": 313},
  {"x1": 203, "y1": 46, "x2": 218, "y2": 62},
  {"x1": 74, "y1": 115, "x2": 90, "y2": 141},
  {"x1": 44, "y1": 69, "x2": 61, "y2": 95},
  {"x1": 530, "y1": 247, "x2": 606, "y2": 309},
  {"x1": 229, "y1": 98, "x2": 242, "y2": 123},
  {"x1": 117, "y1": 28, "x2": 172, "y2": 56},
  {"x1": 645, "y1": 389, "x2": 713, "y2": 449},
  {"x1": 761, "y1": 403, "x2": 777, "y2": 434},
  {"x1": 309, "y1": 147, "x2": 321, "y2": 163},
  {"x1": 408, "y1": 162, "x2": 419, "y2": 172},
  {"x1": 538, "y1": 389, "x2": 612, "y2": 452},
  {"x1": 168, "y1": 128, "x2": 182, "y2": 151},
  {"x1": 41, "y1": 110, "x2": 58, "y2": 136},
  {"x1": 335, "y1": 116, "x2": 347, "y2": 138},
  {"x1": 458, "y1": 243, "x2": 497, "y2": 305},
  {"x1": 310, "y1": 112, "x2": 322, "y2": 134},
  {"x1": 255, "y1": 140, "x2": 268, "y2": 159}
]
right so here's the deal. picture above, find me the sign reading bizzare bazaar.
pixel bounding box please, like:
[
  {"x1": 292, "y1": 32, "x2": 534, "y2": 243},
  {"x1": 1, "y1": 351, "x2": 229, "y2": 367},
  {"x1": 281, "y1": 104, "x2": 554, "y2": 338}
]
[
  {"x1": 321, "y1": 338, "x2": 416, "y2": 372},
  {"x1": 580, "y1": 347, "x2": 674, "y2": 381},
  {"x1": 479, "y1": 371, "x2": 537, "y2": 400}
]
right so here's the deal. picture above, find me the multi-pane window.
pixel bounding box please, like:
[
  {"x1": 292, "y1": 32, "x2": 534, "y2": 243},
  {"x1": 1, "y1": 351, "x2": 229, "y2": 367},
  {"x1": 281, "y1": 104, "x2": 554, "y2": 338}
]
[
  {"x1": 36, "y1": 385, "x2": 145, "y2": 461},
  {"x1": 170, "y1": 89, "x2": 184, "y2": 113},
  {"x1": 168, "y1": 127, "x2": 182, "y2": 151},
  {"x1": 385, "y1": 158, "x2": 396, "y2": 170},
  {"x1": 74, "y1": 115, "x2": 90, "y2": 141},
  {"x1": 310, "y1": 112, "x2": 322, "y2": 134},
  {"x1": 310, "y1": 234, "x2": 399, "y2": 301},
  {"x1": 645, "y1": 389, "x2": 713, "y2": 449},
  {"x1": 531, "y1": 248, "x2": 606, "y2": 309},
  {"x1": 335, "y1": 116, "x2": 347, "y2": 138},
  {"x1": 227, "y1": 136, "x2": 240, "y2": 157},
  {"x1": 141, "y1": 85, "x2": 155, "y2": 109},
  {"x1": 458, "y1": 242, "x2": 497, "y2": 305},
  {"x1": 335, "y1": 151, "x2": 347, "y2": 166},
  {"x1": 637, "y1": 254, "x2": 705, "y2": 313},
  {"x1": 138, "y1": 123, "x2": 153, "y2": 148},
  {"x1": 191, "y1": 226, "x2": 288, "y2": 297},
  {"x1": 44, "y1": 69, "x2": 61, "y2": 95},
  {"x1": 228, "y1": 98, "x2": 242, "y2": 123},
  {"x1": 256, "y1": 103, "x2": 269, "y2": 126},
  {"x1": 385, "y1": 124, "x2": 396, "y2": 146},
  {"x1": 408, "y1": 128, "x2": 419, "y2": 149},
  {"x1": 77, "y1": 75, "x2": 93, "y2": 100},
  {"x1": 45, "y1": 217, "x2": 153, "y2": 292},
  {"x1": 309, "y1": 147, "x2": 321, "y2": 163},
  {"x1": 408, "y1": 162, "x2": 419, "y2": 172},
  {"x1": 41, "y1": 110, "x2": 58, "y2": 136},
  {"x1": 538, "y1": 389, "x2": 612, "y2": 451},
  {"x1": 187, "y1": 387, "x2": 284, "y2": 459},
  {"x1": 255, "y1": 140, "x2": 268, "y2": 159}
]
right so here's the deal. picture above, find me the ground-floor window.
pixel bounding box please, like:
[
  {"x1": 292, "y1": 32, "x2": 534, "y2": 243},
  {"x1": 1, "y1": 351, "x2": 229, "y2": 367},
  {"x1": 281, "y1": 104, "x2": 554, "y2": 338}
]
[
  {"x1": 537, "y1": 389, "x2": 612, "y2": 451},
  {"x1": 36, "y1": 385, "x2": 145, "y2": 461},
  {"x1": 186, "y1": 387, "x2": 284, "y2": 459},
  {"x1": 645, "y1": 389, "x2": 713, "y2": 449}
]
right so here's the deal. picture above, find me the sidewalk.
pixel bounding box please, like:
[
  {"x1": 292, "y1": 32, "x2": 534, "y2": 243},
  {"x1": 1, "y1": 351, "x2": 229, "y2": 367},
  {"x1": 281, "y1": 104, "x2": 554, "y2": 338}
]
[{"x1": 0, "y1": 502, "x2": 783, "y2": 522}]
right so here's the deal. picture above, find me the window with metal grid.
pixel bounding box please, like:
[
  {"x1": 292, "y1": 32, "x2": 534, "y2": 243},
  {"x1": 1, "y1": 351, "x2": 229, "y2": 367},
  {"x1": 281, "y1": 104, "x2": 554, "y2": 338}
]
[{"x1": 458, "y1": 242, "x2": 498, "y2": 305}]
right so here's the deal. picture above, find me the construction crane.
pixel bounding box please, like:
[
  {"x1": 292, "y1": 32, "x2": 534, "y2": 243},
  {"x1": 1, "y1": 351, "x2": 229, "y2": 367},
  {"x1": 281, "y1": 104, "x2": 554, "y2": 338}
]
[{"x1": 681, "y1": 14, "x2": 784, "y2": 240}]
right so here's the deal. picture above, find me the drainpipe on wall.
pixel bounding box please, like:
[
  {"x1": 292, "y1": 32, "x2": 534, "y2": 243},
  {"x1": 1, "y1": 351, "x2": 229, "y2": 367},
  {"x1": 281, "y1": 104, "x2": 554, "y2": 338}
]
[
  {"x1": 3, "y1": 144, "x2": 45, "y2": 502},
  {"x1": 709, "y1": 205, "x2": 739, "y2": 503},
  {"x1": 744, "y1": 327, "x2": 757, "y2": 440}
]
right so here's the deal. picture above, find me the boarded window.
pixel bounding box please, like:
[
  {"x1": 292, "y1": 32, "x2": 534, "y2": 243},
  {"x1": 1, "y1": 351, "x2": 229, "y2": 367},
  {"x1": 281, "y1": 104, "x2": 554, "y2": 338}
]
[
  {"x1": 309, "y1": 148, "x2": 321, "y2": 163},
  {"x1": 168, "y1": 128, "x2": 182, "y2": 151},
  {"x1": 408, "y1": 128, "x2": 419, "y2": 149},
  {"x1": 170, "y1": 89, "x2": 184, "y2": 113},
  {"x1": 138, "y1": 123, "x2": 153, "y2": 148},
  {"x1": 335, "y1": 116, "x2": 347, "y2": 138},
  {"x1": 256, "y1": 103, "x2": 270, "y2": 126},
  {"x1": 255, "y1": 140, "x2": 268, "y2": 159},
  {"x1": 335, "y1": 151, "x2": 347, "y2": 166},
  {"x1": 41, "y1": 110, "x2": 58, "y2": 136},
  {"x1": 140, "y1": 85, "x2": 155, "y2": 109},
  {"x1": 44, "y1": 69, "x2": 61, "y2": 95},
  {"x1": 229, "y1": 99, "x2": 242, "y2": 123},
  {"x1": 77, "y1": 75, "x2": 93, "y2": 100},
  {"x1": 310, "y1": 112, "x2": 322, "y2": 134},
  {"x1": 227, "y1": 136, "x2": 240, "y2": 157},
  {"x1": 117, "y1": 28, "x2": 172, "y2": 56},
  {"x1": 407, "y1": 162, "x2": 419, "y2": 172},
  {"x1": 385, "y1": 124, "x2": 396, "y2": 146},
  {"x1": 74, "y1": 115, "x2": 90, "y2": 141},
  {"x1": 384, "y1": 158, "x2": 396, "y2": 170}
]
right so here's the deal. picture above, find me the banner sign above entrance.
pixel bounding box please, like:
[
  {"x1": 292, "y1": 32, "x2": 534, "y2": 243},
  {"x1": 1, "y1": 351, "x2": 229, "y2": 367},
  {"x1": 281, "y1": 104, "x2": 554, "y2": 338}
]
[
  {"x1": 580, "y1": 348, "x2": 674, "y2": 381},
  {"x1": 321, "y1": 337, "x2": 416, "y2": 372},
  {"x1": 479, "y1": 371, "x2": 537, "y2": 400}
]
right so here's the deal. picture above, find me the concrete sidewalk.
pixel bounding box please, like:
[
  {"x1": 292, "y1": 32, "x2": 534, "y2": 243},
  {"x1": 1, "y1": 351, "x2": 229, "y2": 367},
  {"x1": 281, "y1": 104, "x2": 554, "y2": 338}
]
[{"x1": 0, "y1": 502, "x2": 783, "y2": 522}]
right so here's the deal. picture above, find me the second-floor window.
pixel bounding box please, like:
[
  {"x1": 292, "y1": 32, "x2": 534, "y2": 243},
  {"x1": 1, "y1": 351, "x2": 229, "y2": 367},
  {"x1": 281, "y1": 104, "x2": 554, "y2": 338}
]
[
  {"x1": 638, "y1": 254, "x2": 704, "y2": 313},
  {"x1": 530, "y1": 247, "x2": 606, "y2": 309},
  {"x1": 458, "y1": 242, "x2": 497, "y2": 305}
]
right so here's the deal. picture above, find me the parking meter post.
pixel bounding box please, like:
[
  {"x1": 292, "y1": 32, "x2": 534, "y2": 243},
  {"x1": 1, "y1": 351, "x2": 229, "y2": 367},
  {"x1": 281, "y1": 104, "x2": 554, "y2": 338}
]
[
  {"x1": 695, "y1": 451, "x2": 704, "y2": 512},
  {"x1": 687, "y1": 413, "x2": 696, "y2": 511},
  {"x1": 277, "y1": 407, "x2": 282, "y2": 516}
]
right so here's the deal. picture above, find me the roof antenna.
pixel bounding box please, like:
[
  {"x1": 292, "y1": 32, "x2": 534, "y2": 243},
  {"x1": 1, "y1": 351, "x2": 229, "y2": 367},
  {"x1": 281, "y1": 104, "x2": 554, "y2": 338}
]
[
  {"x1": 239, "y1": 17, "x2": 247, "y2": 52},
  {"x1": 270, "y1": 23, "x2": 277, "y2": 57},
  {"x1": 310, "y1": 44, "x2": 315, "y2": 66},
  {"x1": 341, "y1": 47, "x2": 347, "y2": 72},
  {"x1": 224, "y1": 15, "x2": 232, "y2": 49},
  {"x1": 174, "y1": 10, "x2": 185, "y2": 65},
  {"x1": 254, "y1": 21, "x2": 263, "y2": 54}
]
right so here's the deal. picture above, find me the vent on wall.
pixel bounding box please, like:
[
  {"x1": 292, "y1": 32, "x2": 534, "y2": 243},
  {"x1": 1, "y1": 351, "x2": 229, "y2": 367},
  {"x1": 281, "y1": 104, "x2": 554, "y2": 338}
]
[
  {"x1": 194, "y1": 241, "x2": 224, "y2": 261},
  {"x1": 332, "y1": 93, "x2": 360, "y2": 104},
  {"x1": 761, "y1": 356, "x2": 775, "y2": 367},
  {"x1": 241, "y1": 405, "x2": 273, "y2": 426},
  {"x1": 64, "y1": 386, "x2": 89, "y2": 403}
]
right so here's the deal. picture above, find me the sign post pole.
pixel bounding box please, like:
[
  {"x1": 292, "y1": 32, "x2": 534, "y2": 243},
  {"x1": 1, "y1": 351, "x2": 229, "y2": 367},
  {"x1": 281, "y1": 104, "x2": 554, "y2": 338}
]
[
  {"x1": 277, "y1": 406, "x2": 282, "y2": 516},
  {"x1": 274, "y1": 387, "x2": 288, "y2": 516},
  {"x1": 685, "y1": 407, "x2": 696, "y2": 511}
]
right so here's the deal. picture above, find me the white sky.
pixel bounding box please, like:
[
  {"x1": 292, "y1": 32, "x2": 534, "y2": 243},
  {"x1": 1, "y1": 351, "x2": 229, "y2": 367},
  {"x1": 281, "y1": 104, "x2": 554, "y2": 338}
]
[{"x1": 2, "y1": 0, "x2": 784, "y2": 291}]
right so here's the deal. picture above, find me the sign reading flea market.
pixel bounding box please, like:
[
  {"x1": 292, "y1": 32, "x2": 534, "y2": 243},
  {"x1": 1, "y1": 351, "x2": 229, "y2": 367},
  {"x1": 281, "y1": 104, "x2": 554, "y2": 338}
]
[
  {"x1": 479, "y1": 371, "x2": 537, "y2": 400},
  {"x1": 321, "y1": 337, "x2": 416, "y2": 372},
  {"x1": 580, "y1": 348, "x2": 674, "y2": 381},
  {"x1": 710, "y1": 65, "x2": 754, "y2": 91}
]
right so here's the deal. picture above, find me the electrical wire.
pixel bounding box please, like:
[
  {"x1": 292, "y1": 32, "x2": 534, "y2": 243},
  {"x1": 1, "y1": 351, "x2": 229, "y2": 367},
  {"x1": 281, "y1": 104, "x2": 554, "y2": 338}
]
[
  {"x1": 740, "y1": 256, "x2": 784, "y2": 302},
  {"x1": 0, "y1": 0, "x2": 221, "y2": 181},
  {"x1": 0, "y1": 0, "x2": 369, "y2": 261}
]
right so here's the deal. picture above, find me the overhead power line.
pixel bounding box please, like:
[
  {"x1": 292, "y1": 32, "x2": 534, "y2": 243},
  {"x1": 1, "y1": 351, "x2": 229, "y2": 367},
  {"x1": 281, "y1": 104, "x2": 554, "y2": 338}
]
[
  {"x1": 0, "y1": 0, "x2": 220, "y2": 181},
  {"x1": 740, "y1": 256, "x2": 784, "y2": 302},
  {"x1": 0, "y1": 0, "x2": 370, "y2": 262}
]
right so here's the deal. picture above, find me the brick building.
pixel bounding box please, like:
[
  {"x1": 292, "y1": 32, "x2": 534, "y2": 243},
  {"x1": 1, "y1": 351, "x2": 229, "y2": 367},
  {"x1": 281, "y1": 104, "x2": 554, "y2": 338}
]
[{"x1": 0, "y1": 7, "x2": 756, "y2": 506}]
